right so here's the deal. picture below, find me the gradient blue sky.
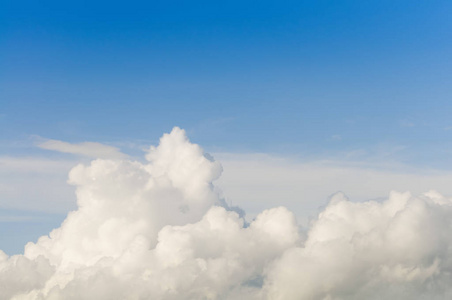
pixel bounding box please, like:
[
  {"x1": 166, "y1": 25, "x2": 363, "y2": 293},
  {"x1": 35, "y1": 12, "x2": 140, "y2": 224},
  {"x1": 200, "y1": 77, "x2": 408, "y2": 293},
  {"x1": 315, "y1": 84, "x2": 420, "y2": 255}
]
[
  {"x1": 2, "y1": 0, "x2": 452, "y2": 163},
  {"x1": 1, "y1": 0, "x2": 452, "y2": 254}
]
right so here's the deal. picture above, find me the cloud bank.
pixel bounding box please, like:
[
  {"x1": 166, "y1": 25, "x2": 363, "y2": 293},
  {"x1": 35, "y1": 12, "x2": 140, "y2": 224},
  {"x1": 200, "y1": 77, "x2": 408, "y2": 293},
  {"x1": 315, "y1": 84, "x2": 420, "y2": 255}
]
[
  {"x1": 215, "y1": 153, "x2": 452, "y2": 223},
  {"x1": 2, "y1": 128, "x2": 452, "y2": 299}
]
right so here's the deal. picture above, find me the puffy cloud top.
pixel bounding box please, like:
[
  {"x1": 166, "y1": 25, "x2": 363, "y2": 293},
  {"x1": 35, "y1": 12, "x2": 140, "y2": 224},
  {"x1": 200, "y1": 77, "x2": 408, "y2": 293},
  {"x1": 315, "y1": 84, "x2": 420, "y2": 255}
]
[{"x1": 2, "y1": 128, "x2": 452, "y2": 299}]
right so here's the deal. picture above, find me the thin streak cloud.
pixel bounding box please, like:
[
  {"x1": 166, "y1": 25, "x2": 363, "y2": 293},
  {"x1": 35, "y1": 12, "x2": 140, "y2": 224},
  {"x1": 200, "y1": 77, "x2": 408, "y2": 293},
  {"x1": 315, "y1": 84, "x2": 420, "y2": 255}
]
[{"x1": 37, "y1": 139, "x2": 127, "y2": 159}]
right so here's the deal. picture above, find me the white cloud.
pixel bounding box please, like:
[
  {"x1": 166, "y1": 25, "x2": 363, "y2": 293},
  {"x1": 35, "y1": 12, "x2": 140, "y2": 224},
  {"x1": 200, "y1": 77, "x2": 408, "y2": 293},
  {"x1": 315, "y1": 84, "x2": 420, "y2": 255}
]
[
  {"x1": 37, "y1": 139, "x2": 127, "y2": 159},
  {"x1": 2, "y1": 128, "x2": 452, "y2": 299},
  {"x1": 0, "y1": 156, "x2": 75, "y2": 173},
  {"x1": 0, "y1": 157, "x2": 76, "y2": 213},
  {"x1": 264, "y1": 190, "x2": 452, "y2": 299},
  {"x1": 214, "y1": 153, "x2": 452, "y2": 223}
]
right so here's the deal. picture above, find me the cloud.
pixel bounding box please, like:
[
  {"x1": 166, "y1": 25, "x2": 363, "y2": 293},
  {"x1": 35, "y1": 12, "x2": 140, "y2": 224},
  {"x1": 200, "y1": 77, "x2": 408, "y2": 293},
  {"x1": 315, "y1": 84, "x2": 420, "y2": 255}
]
[
  {"x1": 264, "y1": 190, "x2": 452, "y2": 299},
  {"x1": 0, "y1": 157, "x2": 75, "y2": 173},
  {"x1": 400, "y1": 120, "x2": 415, "y2": 127},
  {"x1": 2, "y1": 128, "x2": 452, "y2": 299},
  {"x1": 37, "y1": 139, "x2": 126, "y2": 159},
  {"x1": 331, "y1": 134, "x2": 342, "y2": 141},
  {"x1": 214, "y1": 153, "x2": 452, "y2": 223},
  {"x1": 0, "y1": 157, "x2": 76, "y2": 213}
]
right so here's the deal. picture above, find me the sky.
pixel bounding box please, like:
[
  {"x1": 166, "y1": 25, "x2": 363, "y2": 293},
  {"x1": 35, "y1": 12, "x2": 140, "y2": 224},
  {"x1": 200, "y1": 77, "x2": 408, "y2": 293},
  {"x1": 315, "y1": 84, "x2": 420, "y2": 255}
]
[
  {"x1": 2, "y1": 0, "x2": 452, "y2": 160},
  {"x1": 2, "y1": 1, "x2": 452, "y2": 298}
]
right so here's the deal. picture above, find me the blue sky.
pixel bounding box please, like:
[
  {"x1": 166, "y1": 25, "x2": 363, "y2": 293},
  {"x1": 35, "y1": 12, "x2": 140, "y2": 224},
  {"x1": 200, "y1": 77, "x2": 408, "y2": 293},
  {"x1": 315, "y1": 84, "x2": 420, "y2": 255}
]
[
  {"x1": 1, "y1": 0, "x2": 452, "y2": 254},
  {"x1": 2, "y1": 0, "x2": 452, "y2": 160}
]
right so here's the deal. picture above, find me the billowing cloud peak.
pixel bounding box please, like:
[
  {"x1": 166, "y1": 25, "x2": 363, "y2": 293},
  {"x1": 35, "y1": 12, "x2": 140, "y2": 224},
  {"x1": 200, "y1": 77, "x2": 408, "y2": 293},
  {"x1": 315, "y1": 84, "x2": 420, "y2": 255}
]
[{"x1": 2, "y1": 128, "x2": 452, "y2": 299}]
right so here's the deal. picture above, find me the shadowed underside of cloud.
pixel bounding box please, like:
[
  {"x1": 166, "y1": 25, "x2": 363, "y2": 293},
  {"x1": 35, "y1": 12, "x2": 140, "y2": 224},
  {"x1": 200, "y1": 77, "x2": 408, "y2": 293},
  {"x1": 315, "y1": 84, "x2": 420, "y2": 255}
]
[{"x1": 2, "y1": 128, "x2": 452, "y2": 299}]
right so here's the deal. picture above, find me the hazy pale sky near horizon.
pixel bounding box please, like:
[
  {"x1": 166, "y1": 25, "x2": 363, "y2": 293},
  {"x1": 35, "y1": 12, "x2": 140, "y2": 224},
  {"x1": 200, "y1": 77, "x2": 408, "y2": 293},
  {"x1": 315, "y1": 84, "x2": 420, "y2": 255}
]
[{"x1": 2, "y1": 0, "x2": 452, "y2": 256}]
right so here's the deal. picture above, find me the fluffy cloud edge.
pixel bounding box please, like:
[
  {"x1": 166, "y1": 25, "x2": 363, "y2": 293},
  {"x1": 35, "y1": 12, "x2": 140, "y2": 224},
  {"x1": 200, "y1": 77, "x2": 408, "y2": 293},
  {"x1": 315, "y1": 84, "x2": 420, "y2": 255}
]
[{"x1": 2, "y1": 127, "x2": 452, "y2": 299}]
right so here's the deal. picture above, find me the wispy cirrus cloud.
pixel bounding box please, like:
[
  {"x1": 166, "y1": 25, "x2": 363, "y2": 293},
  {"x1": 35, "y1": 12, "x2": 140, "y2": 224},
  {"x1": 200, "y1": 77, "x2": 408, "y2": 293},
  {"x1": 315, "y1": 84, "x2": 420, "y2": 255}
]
[
  {"x1": 37, "y1": 139, "x2": 127, "y2": 159},
  {"x1": 399, "y1": 119, "x2": 415, "y2": 127},
  {"x1": 331, "y1": 134, "x2": 342, "y2": 141}
]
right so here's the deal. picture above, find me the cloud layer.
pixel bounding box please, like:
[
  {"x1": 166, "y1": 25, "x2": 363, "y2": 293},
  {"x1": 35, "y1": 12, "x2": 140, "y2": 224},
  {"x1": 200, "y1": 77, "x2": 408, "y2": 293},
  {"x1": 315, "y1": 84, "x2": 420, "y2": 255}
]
[{"x1": 2, "y1": 128, "x2": 452, "y2": 299}]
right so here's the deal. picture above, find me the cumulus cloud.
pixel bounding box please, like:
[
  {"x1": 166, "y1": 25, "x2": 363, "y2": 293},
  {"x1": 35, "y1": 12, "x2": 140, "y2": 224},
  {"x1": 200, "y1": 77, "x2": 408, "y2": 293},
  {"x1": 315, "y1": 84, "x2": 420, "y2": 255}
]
[
  {"x1": 37, "y1": 139, "x2": 126, "y2": 159},
  {"x1": 2, "y1": 127, "x2": 452, "y2": 299},
  {"x1": 265, "y1": 190, "x2": 452, "y2": 299}
]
